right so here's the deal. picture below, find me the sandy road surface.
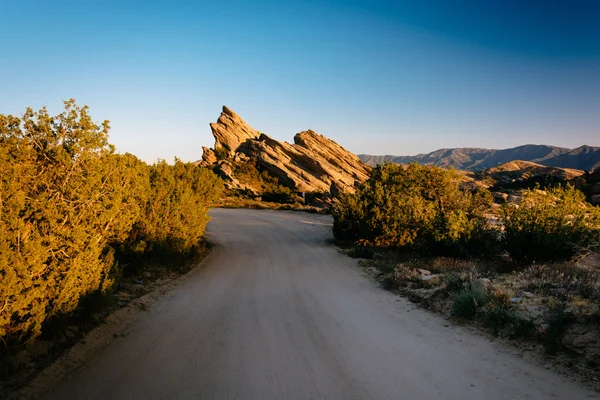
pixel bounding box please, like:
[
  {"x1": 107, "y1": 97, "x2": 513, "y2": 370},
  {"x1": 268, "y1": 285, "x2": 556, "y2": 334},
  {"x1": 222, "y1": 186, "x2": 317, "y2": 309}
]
[{"x1": 39, "y1": 209, "x2": 596, "y2": 399}]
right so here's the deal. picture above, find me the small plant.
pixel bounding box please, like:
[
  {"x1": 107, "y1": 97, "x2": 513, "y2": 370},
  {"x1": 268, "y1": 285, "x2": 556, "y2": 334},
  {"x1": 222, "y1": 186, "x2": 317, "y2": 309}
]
[
  {"x1": 380, "y1": 276, "x2": 396, "y2": 290},
  {"x1": 485, "y1": 303, "x2": 514, "y2": 335},
  {"x1": 541, "y1": 300, "x2": 567, "y2": 354},
  {"x1": 488, "y1": 287, "x2": 510, "y2": 303},
  {"x1": 214, "y1": 146, "x2": 229, "y2": 160},
  {"x1": 443, "y1": 273, "x2": 464, "y2": 292},
  {"x1": 373, "y1": 260, "x2": 396, "y2": 275},
  {"x1": 452, "y1": 288, "x2": 490, "y2": 318},
  {"x1": 512, "y1": 317, "x2": 536, "y2": 340},
  {"x1": 346, "y1": 244, "x2": 374, "y2": 259},
  {"x1": 394, "y1": 263, "x2": 421, "y2": 283}
]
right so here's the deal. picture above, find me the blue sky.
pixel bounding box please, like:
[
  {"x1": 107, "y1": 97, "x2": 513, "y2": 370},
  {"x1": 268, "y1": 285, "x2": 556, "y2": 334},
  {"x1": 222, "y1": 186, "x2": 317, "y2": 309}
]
[{"x1": 1, "y1": 0, "x2": 599, "y2": 162}]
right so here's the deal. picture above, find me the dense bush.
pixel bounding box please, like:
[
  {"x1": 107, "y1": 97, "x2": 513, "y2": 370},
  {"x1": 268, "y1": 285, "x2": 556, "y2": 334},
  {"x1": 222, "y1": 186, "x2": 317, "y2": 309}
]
[
  {"x1": 501, "y1": 185, "x2": 600, "y2": 261},
  {"x1": 332, "y1": 163, "x2": 493, "y2": 256},
  {"x1": 120, "y1": 159, "x2": 223, "y2": 264},
  {"x1": 0, "y1": 101, "x2": 222, "y2": 342}
]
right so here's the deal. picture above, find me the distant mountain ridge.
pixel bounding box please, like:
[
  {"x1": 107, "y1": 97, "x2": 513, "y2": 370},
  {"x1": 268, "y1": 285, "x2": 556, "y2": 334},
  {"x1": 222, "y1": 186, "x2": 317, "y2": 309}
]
[{"x1": 359, "y1": 144, "x2": 600, "y2": 171}]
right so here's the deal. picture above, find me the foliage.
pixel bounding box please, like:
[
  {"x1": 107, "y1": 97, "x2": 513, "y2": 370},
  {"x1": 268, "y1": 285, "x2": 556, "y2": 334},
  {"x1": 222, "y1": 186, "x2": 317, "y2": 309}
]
[
  {"x1": 541, "y1": 300, "x2": 567, "y2": 354},
  {"x1": 261, "y1": 184, "x2": 298, "y2": 204},
  {"x1": 214, "y1": 146, "x2": 228, "y2": 161},
  {"x1": 501, "y1": 185, "x2": 600, "y2": 262},
  {"x1": 232, "y1": 159, "x2": 300, "y2": 204},
  {"x1": 452, "y1": 288, "x2": 490, "y2": 318},
  {"x1": 519, "y1": 262, "x2": 600, "y2": 301},
  {"x1": 0, "y1": 101, "x2": 222, "y2": 343},
  {"x1": 483, "y1": 303, "x2": 536, "y2": 339},
  {"x1": 119, "y1": 159, "x2": 223, "y2": 265},
  {"x1": 332, "y1": 163, "x2": 493, "y2": 256},
  {"x1": 443, "y1": 273, "x2": 464, "y2": 292}
]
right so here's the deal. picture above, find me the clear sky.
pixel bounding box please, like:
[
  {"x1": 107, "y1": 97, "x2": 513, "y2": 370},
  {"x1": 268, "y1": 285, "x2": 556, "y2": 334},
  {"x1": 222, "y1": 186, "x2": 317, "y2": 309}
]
[{"x1": 1, "y1": 0, "x2": 599, "y2": 162}]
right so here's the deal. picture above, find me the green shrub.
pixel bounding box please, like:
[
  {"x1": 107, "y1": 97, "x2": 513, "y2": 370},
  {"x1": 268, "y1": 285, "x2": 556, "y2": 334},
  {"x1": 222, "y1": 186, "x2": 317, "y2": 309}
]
[
  {"x1": 118, "y1": 159, "x2": 223, "y2": 267},
  {"x1": 502, "y1": 185, "x2": 600, "y2": 262},
  {"x1": 214, "y1": 146, "x2": 228, "y2": 160},
  {"x1": 443, "y1": 273, "x2": 464, "y2": 292},
  {"x1": 332, "y1": 163, "x2": 494, "y2": 256},
  {"x1": 0, "y1": 101, "x2": 223, "y2": 343},
  {"x1": 452, "y1": 288, "x2": 490, "y2": 318},
  {"x1": 261, "y1": 184, "x2": 298, "y2": 204},
  {"x1": 485, "y1": 303, "x2": 514, "y2": 328},
  {"x1": 380, "y1": 276, "x2": 396, "y2": 290},
  {"x1": 0, "y1": 101, "x2": 144, "y2": 340},
  {"x1": 541, "y1": 301, "x2": 567, "y2": 354}
]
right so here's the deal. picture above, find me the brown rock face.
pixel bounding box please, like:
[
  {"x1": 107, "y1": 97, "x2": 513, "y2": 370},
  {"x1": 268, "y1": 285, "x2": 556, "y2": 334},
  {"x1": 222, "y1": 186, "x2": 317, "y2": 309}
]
[
  {"x1": 200, "y1": 106, "x2": 371, "y2": 194},
  {"x1": 209, "y1": 106, "x2": 261, "y2": 156},
  {"x1": 238, "y1": 132, "x2": 370, "y2": 193},
  {"x1": 201, "y1": 147, "x2": 217, "y2": 165}
]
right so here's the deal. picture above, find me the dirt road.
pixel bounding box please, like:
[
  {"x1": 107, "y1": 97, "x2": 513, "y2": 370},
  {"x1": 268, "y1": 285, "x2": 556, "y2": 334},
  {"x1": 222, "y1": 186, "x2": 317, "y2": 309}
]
[{"x1": 39, "y1": 209, "x2": 596, "y2": 399}]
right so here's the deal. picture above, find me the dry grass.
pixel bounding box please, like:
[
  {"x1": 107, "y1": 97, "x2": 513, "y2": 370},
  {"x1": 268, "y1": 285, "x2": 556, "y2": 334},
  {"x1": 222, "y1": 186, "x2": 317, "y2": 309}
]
[
  {"x1": 519, "y1": 262, "x2": 600, "y2": 301},
  {"x1": 405, "y1": 257, "x2": 477, "y2": 274},
  {"x1": 217, "y1": 196, "x2": 328, "y2": 213}
]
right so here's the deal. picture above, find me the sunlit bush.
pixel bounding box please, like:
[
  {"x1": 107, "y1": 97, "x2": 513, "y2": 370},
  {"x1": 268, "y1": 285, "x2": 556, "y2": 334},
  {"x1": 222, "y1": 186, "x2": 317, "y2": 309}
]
[
  {"x1": 0, "y1": 101, "x2": 222, "y2": 342},
  {"x1": 501, "y1": 185, "x2": 600, "y2": 261},
  {"x1": 332, "y1": 163, "x2": 493, "y2": 256}
]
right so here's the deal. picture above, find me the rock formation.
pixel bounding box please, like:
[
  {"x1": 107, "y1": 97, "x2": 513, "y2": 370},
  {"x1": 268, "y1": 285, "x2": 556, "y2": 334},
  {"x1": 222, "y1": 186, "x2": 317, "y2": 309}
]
[
  {"x1": 209, "y1": 106, "x2": 261, "y2": 157},
  {"x1": 200, "y1": 106, "x2": 371, "y2": 194}
]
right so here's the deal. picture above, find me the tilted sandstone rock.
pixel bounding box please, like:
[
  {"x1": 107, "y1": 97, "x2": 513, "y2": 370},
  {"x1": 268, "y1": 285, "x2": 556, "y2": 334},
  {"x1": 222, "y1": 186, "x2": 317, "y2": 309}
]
[
  {"x1": 201, "y1": 146, "x2": 217, "y2": 165},
  {"x1": 201, "y1": 106, "x2": 371, "y2": 194},
  {"x1": 209, "y1": 106, "x2": 261, "y2": 156}
]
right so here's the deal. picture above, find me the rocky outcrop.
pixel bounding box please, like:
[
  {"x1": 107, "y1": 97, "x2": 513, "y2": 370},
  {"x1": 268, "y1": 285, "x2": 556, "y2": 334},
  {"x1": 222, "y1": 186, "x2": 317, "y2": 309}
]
[
  {"x1": 209, "y1": 106, "x2": 261, "y2": 157},
  {"x1": 238, "y1": 131, "x2": 370, "y2": 193},
  {"x1": 201, "y1": 106, "x2": 371, "y2": 194},
  {"x1": 212, "y1": 160, "x2": 257, "y2": 195},
  {"x1": 201, "y1": 146, "x2": 217, "y2": 165}
]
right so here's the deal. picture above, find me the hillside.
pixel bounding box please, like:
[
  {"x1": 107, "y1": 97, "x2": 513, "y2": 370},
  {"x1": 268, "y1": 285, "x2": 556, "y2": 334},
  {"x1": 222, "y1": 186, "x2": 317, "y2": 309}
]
[
  {"x1": 475, "y1": 160, "x2": 585, "y2": 190},
  {"x1": 359, "y1": 144, "x2": 600, "y2": 171}
]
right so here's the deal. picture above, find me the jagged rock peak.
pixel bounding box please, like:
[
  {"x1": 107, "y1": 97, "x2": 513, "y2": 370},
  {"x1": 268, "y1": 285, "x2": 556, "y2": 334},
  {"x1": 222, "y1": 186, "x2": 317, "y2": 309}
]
[
  {"x1": 201, "y1": 106, "x2": 371, "y2": 194},
  {"x1": 209, "y1": 105, "x2": 261, "y2": 156}
]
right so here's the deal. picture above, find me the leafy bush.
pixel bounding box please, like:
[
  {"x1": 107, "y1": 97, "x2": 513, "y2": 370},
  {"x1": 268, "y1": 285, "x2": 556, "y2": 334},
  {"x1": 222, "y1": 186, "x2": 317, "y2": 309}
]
[
  {"x1": 332, "y1": 163, "x2": 494, "y2": 256},
  {"x1": 502, "y1": 185, "x2": 600, "y2": 262},
  {"x1": 120, "y1": 159, "x2": 223, "y2": 263},
  {"x1": 452, "y1": 288, "x2": 490, "y2": 318},
  {"x1": 0, "y1": 101, "x2": 222, "y2": 342},
  {"x1": 261, "y1": 184, "x2": 298, "y2": 204},
  {"x1": 443, "y1": 273, "x2": 465, "y2": 292}
]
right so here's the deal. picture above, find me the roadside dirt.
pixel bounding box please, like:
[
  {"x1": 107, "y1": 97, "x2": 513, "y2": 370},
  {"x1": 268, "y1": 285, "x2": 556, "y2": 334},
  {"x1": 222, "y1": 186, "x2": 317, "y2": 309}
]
[{"x1": 12, "y1": 209, "x2": 599, "y2": 399}]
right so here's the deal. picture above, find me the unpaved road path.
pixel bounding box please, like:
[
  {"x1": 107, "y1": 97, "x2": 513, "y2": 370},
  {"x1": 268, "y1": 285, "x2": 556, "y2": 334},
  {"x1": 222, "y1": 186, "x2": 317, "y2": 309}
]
[{"x1": 39, "y1": 209, "x2": 596, "y2": 399}]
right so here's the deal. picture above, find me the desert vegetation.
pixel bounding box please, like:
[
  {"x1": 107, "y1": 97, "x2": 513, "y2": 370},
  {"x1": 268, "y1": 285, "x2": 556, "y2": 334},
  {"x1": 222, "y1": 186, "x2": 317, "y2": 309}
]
[
  {"x1": 334, "y1": 162, "x2": 600, "y2": 379},
  {"x1": 332, "y1": 163, "x2": 493, "y2": 256},
  {"x1": 214, "y1": 158, "x2": 331, "y2": 212},
  {"x1": 333, "y1": 162, "x2": 600, "y2": 261},
  {"x1": 0, "y1": 100, "x2": 223, "y2": 347}
]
